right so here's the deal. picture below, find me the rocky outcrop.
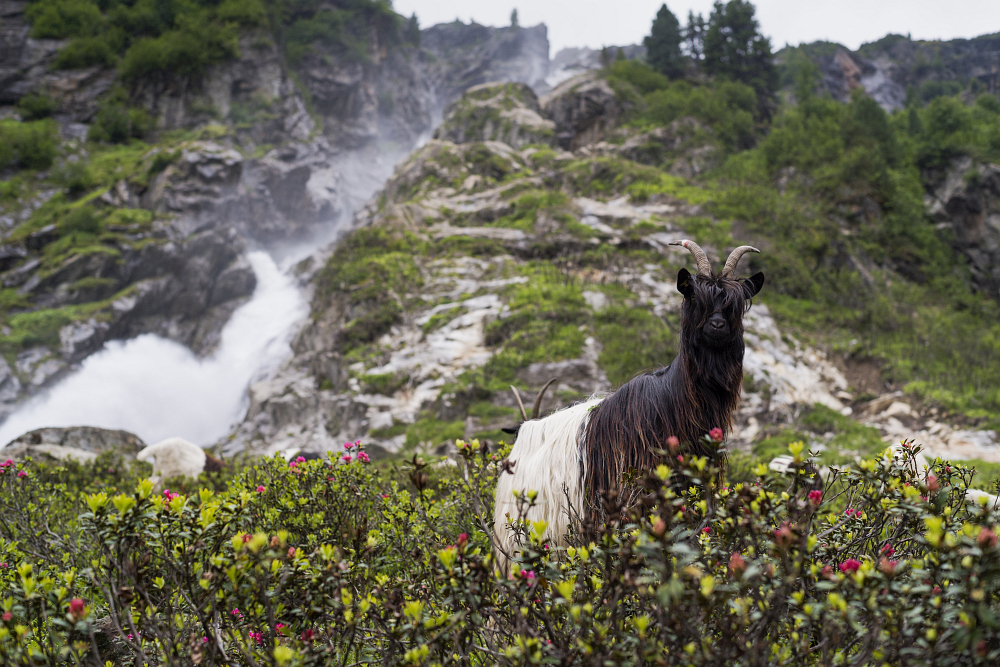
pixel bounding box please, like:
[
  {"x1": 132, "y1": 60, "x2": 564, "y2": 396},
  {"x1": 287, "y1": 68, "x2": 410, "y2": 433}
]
[
  {"x1": 541, "y1": 71, "x2": 626, "y2": 150},
  {"x1": 925, "y1": 157, "x2": 1000, "y2": 299},
  {"x1": 786, "y1": 33, "x2": 1000, "y2": 110},
  {"x1": 0, "y1": 0, "x2": 116, "y2": 116},
  {"x1": 434, "y1": 82, "x2": 555, "y2": 148},
  {"x1": 3, "y1": 425, "x2": 144, "y2": 462}
]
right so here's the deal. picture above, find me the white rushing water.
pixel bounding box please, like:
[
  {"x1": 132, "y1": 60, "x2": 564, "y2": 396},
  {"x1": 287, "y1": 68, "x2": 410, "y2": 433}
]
[{"x1": 0, "y1": 251, "x2": 307, "y2": 446}]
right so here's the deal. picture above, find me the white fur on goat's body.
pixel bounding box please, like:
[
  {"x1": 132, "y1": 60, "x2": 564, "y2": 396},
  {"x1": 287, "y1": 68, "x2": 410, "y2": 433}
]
[
  {"x1": 493, "y1": 399, "x2": 601, "y2": 572},
  {"x1": 136, "y1": 437, "x2": 206, "y2": 483}
]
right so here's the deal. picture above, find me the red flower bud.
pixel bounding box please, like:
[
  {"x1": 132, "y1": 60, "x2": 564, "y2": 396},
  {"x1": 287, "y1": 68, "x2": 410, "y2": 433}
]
[
  {"x1": 927, "y1": 473, "x2": 940, "y2": 493},
  {"x1": 666, "y1": 436, "x2": 680, "y2": 454},
  {"x1": 709, "y1": 428, "x2": 724, "y2": 443},
  {"x1": 728, "y1": 553, "x2": 745, "y2": 577},
  {"x1": 839, "y1": 559, "x2": 861, "y2": 574}
]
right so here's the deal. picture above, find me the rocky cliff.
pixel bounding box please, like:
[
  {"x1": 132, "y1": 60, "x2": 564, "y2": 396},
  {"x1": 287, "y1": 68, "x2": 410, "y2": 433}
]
[{"x1": 783, "y1": 33, "x2": 1000, "y2": 110}]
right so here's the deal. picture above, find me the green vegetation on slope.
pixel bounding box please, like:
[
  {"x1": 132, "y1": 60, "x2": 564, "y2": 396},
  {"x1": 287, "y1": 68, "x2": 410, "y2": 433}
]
[{"x1": 22, "y1": 0, "x2": 411, "y2": 81}]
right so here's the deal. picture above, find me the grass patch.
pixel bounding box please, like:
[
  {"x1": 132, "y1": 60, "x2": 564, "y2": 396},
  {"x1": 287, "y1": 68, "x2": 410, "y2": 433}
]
[{"x1": 405, "y1": 417, "x2": 465, "y2": 450}]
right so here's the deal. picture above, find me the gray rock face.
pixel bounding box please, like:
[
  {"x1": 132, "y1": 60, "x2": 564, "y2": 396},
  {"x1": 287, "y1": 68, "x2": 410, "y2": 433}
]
[
  {"x1": 926, "y1": 158, "x2": 1000, "y2": 299},
  {"x1": 790, "y1": 34, "x2": 1000, "y2": 110},
  {"x1": 541, "y1": 71, "x2": 625, "y2": 150},
  {"x1": 422, "y1": 22, "x2": 550, "y2": 107},
  {"x1": 3, "y1": 425, "x2": 145, "y2": 461},
  {"x1": 0, "y1": 1, "x2": 115, "y2": 118}
]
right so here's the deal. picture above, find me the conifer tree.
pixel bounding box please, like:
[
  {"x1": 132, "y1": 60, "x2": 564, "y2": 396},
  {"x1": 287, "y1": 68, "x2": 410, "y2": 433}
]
[
  {"x1": 703, "y1": 0, "x2": 777, "y2": 101},
  {"x1": 643, "y1": 4, "x2": 684, "y2": 78}
]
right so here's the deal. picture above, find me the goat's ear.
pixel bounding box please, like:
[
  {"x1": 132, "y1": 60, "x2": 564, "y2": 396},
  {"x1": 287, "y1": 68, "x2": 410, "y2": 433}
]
[
  {"x1": 743, "y1": 272, "x2": 765, "y2": 299},
  {"x1": 677, "y1": 268, "x2": 695, "y2": 299}
]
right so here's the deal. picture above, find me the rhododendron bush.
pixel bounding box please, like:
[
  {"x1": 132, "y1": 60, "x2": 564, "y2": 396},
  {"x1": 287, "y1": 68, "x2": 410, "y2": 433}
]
[{"x1": 1, "y1": 438, "x2": 1000, "y2": 666}]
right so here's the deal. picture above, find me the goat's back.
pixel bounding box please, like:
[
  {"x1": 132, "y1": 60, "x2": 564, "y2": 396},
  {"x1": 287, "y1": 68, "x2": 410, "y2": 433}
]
[{"x1": 493, "y1": 399, "x2": 599, "y2": 572}]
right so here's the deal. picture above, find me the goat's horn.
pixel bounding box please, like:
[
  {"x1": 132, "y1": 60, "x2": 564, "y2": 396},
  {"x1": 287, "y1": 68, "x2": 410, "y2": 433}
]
[
  {"x1": 669, "y1": 239, "x2": 712, "y2": 276},
  {"x1": 510, "y1": 385, "x2": 528, "y2": 421},
  {"x1": 531, "y1": 378, "x2": 557, "y2": 419},
  {"x1": 722, "y1": 245, "x2": 760, "y2": 277}
]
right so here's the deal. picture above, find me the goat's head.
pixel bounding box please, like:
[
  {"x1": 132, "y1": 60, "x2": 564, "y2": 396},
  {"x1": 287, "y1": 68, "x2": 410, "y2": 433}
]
[
  {"x1": 670, "y1": 240, "x2": 764, "y2": 351},
  {"x1": 501, "y1": 378, "x2": 558, "y2": 436}
]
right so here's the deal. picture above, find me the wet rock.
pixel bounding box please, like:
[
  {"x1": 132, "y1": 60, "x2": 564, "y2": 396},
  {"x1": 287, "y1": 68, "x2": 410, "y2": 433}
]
[{"x1": 2, "y1": 425, "x2": 145, "y2": 460}]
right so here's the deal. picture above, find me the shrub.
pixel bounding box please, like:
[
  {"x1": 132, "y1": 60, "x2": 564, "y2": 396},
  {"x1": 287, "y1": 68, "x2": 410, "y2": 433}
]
[
  {"x1": 0, "y1": 119, "x2": 59, "y2": 170},
  {"x1": 15, "y1": 93, "x2": 57, "y2": 121},
  {"x1": 53, "y1": 33, "x2": 121, "y2": 69},
  {"x1": 119, "y1": 22, "x2": 239, "y2": 82},
  {"x1": 57, "y1": 205, "x2": 101, "y2": 234},
  {"x1": 26, "y1": 0, "x2": 104, "y2": 39},
  {"x1": 3, "y1": 437, "x2": 1000, "y2": 665},
  {"x1": 88, "y1": 100, "x2": 151, "y2": 144}
]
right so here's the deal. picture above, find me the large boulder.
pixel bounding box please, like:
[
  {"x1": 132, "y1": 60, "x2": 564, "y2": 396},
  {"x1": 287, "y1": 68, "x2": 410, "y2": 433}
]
[
  {"x1": 434, "y1": 82, "x2": 555, "y2": 149},
  {"x1": 541, "y1": 71, "x2": 625, "y2": 150},
  {"x1": 2, "y1": 426, "x2": 145, "y2": 463}
]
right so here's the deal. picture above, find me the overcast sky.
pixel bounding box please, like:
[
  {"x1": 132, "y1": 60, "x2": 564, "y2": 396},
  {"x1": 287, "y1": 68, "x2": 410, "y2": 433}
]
[{"x1": 392, "y1": 0, "x2": 1000, "y2": 55}]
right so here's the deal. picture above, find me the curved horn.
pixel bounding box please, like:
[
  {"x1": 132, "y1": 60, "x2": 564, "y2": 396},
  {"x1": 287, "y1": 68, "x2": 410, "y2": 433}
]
[
  {"x1": 531, "y1": 378, "x2": 558, "y2": 420},
  {"x1": 721, "y1": 245, "x2": 760, "y2": 277},
  {"x1": 669, "y1": 239, "x2": 712, "y2": 276},
  {"x1": 510, "y1": 386, "x2": 528, "y2": 421}
]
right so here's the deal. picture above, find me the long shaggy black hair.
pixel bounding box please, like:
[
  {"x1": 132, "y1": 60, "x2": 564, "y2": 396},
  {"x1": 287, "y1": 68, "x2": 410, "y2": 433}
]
[{"x1": 582, "y1": 241, "x2": 765, "y2": 504}]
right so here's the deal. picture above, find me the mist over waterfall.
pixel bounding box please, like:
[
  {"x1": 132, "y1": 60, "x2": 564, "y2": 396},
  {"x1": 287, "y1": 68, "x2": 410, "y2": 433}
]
[{"x1": 0, "y1": 252, "x2": 307, "y2": 446}]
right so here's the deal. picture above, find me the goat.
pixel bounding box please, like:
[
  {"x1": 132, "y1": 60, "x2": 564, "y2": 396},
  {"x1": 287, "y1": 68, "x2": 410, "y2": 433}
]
[
  {"x1": 136, "y1": 437, "x2": 225, "y2": 486},
  {"x1": 493, "y1": 240, "x2": 764, "y2": 570}
]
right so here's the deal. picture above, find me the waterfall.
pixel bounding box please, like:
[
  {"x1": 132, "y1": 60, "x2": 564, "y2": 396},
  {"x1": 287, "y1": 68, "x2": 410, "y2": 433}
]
[{"x1": 0, "y1": 252, "x2": 307, "y2": 446}]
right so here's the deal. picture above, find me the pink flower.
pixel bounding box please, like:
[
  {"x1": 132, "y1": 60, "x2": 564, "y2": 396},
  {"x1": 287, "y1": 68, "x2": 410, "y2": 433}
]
[
  {"x1": 666, "y1": 436, "x2": 680, "y2": 454},
  {"x1": 844, "y1": 508, "x2": 857, "y2": 518},
  {"x1": 457, "y1": 533, "x2": 468, "y2": 548},
  {"x1": 354, "y1": 440, "x2": 361, "y2": 447},
  {"x1": 357, "y1": 451, "x2": 370, "y2": 463},
  {"x1": 381, "y1": 494, "x2": 389, "y2": 499},
  {"x1": 296, "y1": 456, "x2": 305, "y2": 463},
  {"x1": 880, "y1": 543, "x2": 895, "y2": 557},
  {"x1": 2, "y1": 611, "x2": 11, "y2": 622},
  {"x1": 16, "y1": 470, "x2": 26, "y2": 478},
  {"x1": 879, "y1": 558, "x2": 898, "y2": 575},
  {"x1": 0, "y1": 563, "x2": 7, "y2": 568},
  {"x1": 523, "y1": 570, "x2": 535, "y2": 580},
  {"x1": 69, "y1": 598, "x2": 85, "y2": 615},
  {"x1": 677, "y1": 455, "x2": 684, "y2": 463},
  {"x1": 0, "y1": 459, "x2": 10, "y2": 467},
  {"x1": 839, "y1": 559, "x2": 861, "y2": 574},
  {"x1": 202, "y1": 636, "x2": 208, "y2": 643},
  {"x1": 927, "y1": 473, "x2": 940, "y2": 493},
  {"x1": 302, "y1": 629, "x2": 315, "y2": 641},
  {"x1": 344, "y1": 442, "x2": 354, "y2": 450},
  {"x1": 256, "y1": 485, "x2": 265, "y2": 493},
  {"x1": 701, "y1": 526, "x2": 711, "y2": 534},
  {"x1": 709, "y1": 428, "x2": 724, "y2": 443},
  {"x1": 342, "y1": 454, "x2": 352, "y2": 463},
  {"x1": 289, "y1": 461, "x2": 297, "y2": 469},
  {"x1": 231, "y1": 608, "x2": 241, "y2": 616},
  {"x1": 808, "y1": 490, "x2": 822, "y2": 505}
]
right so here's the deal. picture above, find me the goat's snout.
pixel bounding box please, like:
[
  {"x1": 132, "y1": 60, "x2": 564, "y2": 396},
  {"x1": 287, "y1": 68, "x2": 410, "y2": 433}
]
[{"x1": 706, "y1": 314, "x2": 728, "y2": 335}]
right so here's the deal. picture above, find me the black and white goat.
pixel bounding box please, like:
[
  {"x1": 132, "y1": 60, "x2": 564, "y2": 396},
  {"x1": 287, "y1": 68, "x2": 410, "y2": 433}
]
[{"x1": 494, "y1": 240, "x2": 764, "y2": 566}]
